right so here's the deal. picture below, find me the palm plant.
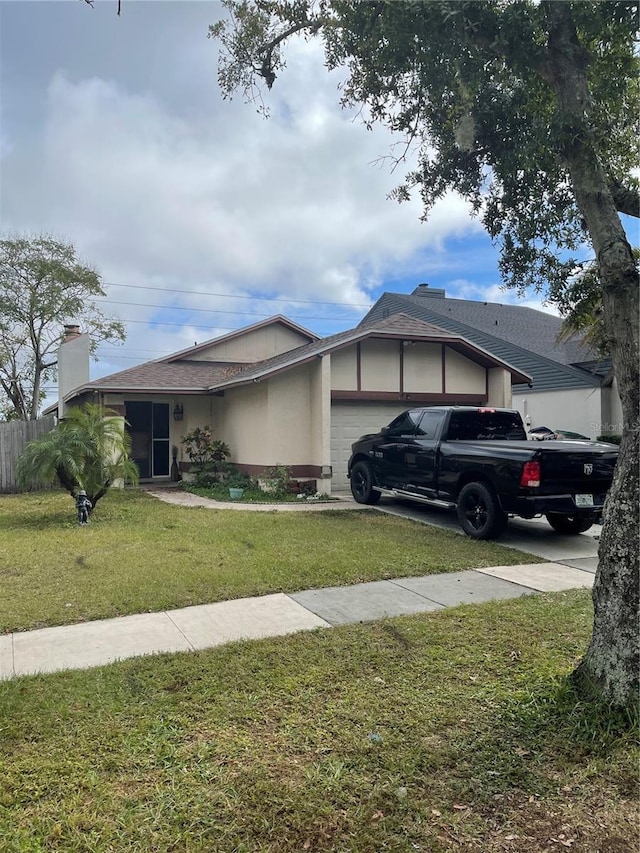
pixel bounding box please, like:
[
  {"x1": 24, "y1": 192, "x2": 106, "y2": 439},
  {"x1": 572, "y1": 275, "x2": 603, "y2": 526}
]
[{"x1": 17, "y1": 403, "x2": 139, "y2": 513}]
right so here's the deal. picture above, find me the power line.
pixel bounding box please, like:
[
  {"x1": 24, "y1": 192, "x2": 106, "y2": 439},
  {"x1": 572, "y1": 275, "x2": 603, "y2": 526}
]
[
  {"x1": 99, "y1": 347, "x2": 171, "y2": 355},
  {"x1": 97, "y1": 298, "x2": 357, "y2": 323},
  {"x1": 111, "y1": 315, "x2": 350, "y2": 333},
  {"x1": 102, "y1": 280, "x2": 373, "y2": 309},
  {"x1": 119, "y1": 318, "x2": 249, "y2": 331}
]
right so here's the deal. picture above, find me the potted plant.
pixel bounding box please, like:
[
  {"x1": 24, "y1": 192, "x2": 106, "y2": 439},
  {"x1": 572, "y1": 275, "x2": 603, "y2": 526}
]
[{"x1": 226, "y1": 470, "x2": 252, "y2": 500}]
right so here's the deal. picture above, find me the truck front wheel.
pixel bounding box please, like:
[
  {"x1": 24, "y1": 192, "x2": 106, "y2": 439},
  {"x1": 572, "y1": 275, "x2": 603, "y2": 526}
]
[
  {"x1": 457, "y1": 482, "x2": 508, "y2": 540},
  {"x1": 350, "y1": 461, "x2": 381, "y2": 505},
  {"x1": 545, "y1": 513, "x2": 594, "y2": 535}
]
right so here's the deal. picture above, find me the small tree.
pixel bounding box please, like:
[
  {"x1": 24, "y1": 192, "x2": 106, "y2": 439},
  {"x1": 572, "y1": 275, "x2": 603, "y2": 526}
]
[
  {"x1": 0, "y1": 235, "x2": 125, "y2": 420},
  {"x1": 17, "y1": 403, "x2": 139, "y2": 512}
]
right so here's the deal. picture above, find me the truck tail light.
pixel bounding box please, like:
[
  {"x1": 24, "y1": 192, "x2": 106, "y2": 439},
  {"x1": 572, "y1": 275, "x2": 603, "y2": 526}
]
[{"x1": 520, "y1": 461, "x2": 541, "y2": 488}]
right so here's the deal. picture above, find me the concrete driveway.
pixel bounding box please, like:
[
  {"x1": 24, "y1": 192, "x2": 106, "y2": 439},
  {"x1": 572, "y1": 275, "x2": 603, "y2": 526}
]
[{"x1": 372, "y1": 496, "x2": 600, "y2": 571}]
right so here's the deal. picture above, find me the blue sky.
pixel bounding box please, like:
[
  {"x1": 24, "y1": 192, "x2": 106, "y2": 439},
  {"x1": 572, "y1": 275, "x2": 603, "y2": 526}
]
[{"x1": 1, "y1": 1, "x2": 559, "y2": 408}]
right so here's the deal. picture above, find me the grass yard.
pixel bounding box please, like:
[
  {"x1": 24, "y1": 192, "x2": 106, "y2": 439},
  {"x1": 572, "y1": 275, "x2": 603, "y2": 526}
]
[
  {"x1": 0, "y1": 590, "x2": 637, "y2": 852},
  {"x1": 0, "y1": 489, "x2": 534, "y2": 634}
]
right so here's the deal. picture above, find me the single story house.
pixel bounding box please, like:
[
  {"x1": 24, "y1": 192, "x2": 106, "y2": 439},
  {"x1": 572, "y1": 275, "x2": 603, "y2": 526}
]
[
  {"x1": 362, "y1": 284, "x2": 623, "y2": 440},
  {"x1": 54, "y1": 313, "x2": 530, "y2": 492}
]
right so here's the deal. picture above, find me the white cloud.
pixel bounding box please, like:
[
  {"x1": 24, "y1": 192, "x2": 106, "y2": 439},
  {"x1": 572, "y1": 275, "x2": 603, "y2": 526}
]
[
  {"x1": 5, "y1": 54, "x2": 477, "y2": 307},
  {"x1": 0, "y1": 3, "x2": 511, "y2": 411}
]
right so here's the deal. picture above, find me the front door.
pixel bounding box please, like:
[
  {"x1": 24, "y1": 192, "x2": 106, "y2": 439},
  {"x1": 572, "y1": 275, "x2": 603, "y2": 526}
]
[{"x1": 125, "y1": 401, "x2": 170, "y2": 478}]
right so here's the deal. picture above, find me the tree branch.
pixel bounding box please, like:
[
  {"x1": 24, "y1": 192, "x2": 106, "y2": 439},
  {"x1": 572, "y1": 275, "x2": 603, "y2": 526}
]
[
  {"x1": 609, "y1": 180, "x2": 640, "y2": 219},
  {"x1": 256, "y1": 17, "x2": 325, "y2": 88}
]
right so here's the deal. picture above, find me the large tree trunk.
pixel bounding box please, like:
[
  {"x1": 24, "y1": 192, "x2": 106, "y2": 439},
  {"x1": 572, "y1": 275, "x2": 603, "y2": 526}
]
[{"x1": 543, "y1": 2, "x2": 639, "y2": 708}]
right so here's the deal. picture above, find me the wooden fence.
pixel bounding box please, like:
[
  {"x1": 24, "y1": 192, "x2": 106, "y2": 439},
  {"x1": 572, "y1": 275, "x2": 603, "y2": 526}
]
[{"x1": 0, "y1": 416, "x2": 57, "y2": 493}]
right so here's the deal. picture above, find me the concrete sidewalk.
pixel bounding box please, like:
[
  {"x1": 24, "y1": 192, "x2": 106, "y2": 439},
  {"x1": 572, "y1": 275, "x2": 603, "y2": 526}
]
[{"x1": 0, "y1": 560, "x2": 594, "y2": 681}]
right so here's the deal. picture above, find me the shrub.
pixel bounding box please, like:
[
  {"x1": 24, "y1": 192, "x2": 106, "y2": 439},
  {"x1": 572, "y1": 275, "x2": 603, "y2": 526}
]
[
  {"x1": 597, "y1": 434, "x2": 622, "y2": 445},
  {"x1": 260, "y1": 464, "x2": 292, "y2": 497},
  {"x1": 299, "y1": 480, "x2": 318, "y2": 497},
  {"x1": 225, "y1": 467, "x2": 255, "y2": 490},
  {"x1": 181, "y1": 426, "x2": 230, "y2": 482}
]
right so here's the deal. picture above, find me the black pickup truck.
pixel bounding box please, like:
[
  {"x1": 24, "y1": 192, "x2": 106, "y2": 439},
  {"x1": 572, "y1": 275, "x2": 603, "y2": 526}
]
[{"x1": 348, "y1": 406, "x2": 619, "y2": 539}]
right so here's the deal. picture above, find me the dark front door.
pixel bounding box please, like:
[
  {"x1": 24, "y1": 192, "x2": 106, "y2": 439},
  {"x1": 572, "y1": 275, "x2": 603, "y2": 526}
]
[{"x1": 125, "y1": 402, "x2": 170, "y2": 478}]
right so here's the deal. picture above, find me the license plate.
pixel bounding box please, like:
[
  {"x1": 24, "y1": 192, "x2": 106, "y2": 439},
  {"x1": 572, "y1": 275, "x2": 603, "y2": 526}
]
[{"x1": 575, "y1": 494, "x2": 594, "y2": 507}]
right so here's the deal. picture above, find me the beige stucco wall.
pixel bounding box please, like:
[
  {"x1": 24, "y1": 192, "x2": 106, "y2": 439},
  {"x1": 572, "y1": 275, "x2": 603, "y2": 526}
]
[
  {"x1": 487, "y1": 367, "x2": 512, "y2": 407},
  {"x1": 600, "y1": 379, "x2": 624, "y2": 436},
  {"x1": 403, "y1": 343, "x2": 443, "y2": 393},
  {"x1": 360, "y1": 340, "x2": 400, "y2": 391},
  {"x1": 330, "y1": 340, "x2": 498, "y2": 397},
  {"x1": 512, "y1": 387, "x2": 604, "y2": 439},
  {"x1": 215, "y1": 360, "x2": 332, "y2": 487},
  {"x1": 216, "y1": 382, "x2": 268, "y2": 464},
  {"x1": 309, "y1": 355, "x2": 332, "y2": 488},
  {"x1": 331, "y1": 347, "x2": 358, "y2": 390},
  {"x1": 173, "y1": 395, "x2": 223, "y2": 464},
  {"x1": 58, "y1": 334, "x2": 90, "y2": 418},
  {"x1": 444, "y1": 347, "x2": 486, "y2": 394},
  {"x1": 266, "y1": 367, "x2": 314, "y2": 465},
  {"x1": 189, "y1": 325, "x2": 309, "y2": 363}
]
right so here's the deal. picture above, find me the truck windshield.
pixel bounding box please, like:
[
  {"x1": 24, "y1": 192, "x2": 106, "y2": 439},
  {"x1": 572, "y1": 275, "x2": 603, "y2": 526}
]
[{"x1": 448, "y1": 411, "x2": 526, "y2": 441}]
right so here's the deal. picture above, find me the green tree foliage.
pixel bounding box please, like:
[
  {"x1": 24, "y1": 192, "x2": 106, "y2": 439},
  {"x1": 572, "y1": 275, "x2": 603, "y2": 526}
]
[
  {"x1": 17, "y1": 403, "x2": 139, "y2": 512},
  {"x1": 558, "y1": 248, "x2": 639, "y2": 358},
  {"x1": 210, "y1": 0, "x2": 639, "y2": 708},
  {"x1": 0, "y1": 235, "x2": 126, "y2": 421}
]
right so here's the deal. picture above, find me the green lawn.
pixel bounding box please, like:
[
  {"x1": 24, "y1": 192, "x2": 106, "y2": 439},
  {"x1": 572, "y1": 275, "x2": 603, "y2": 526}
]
[
  {"x1": 0, "y1": 591, "x2": 636, "y2": 852},
  {"x1": 0, "y1": 489, "x2": 535, "y2": 633}
]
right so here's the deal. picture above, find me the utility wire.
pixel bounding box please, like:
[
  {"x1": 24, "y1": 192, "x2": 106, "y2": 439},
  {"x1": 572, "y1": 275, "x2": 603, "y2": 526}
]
[
  {"x1": 97, "y1": 298, "x2": 358, "y2": 323},
  {"x1": 102, "y1": 280, "x2": 373, "y2": 309}
]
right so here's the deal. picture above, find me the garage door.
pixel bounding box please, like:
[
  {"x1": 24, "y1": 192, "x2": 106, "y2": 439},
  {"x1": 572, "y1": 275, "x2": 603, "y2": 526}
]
[{"x1": 330, "y1": 401, "x2": 410, "y2": 491}]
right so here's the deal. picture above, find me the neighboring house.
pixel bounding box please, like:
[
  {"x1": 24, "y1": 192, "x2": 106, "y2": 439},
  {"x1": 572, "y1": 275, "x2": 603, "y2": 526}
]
[
  {"x1": 361, "y1": 284, "x2": 623, "y2": 440},
  {"x1": 53, "y1": 313, "x2": 530, "y2": 492}
]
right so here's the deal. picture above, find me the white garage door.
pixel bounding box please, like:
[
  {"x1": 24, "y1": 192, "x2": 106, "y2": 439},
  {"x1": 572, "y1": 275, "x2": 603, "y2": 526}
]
[{"x1": 330, "y1": 401, "x2": 410, "y2": 491}]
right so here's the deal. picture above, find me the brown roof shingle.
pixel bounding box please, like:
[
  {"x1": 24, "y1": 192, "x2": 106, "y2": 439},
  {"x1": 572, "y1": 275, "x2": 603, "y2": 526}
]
[{"x1": 67, "y1": 312, "x2": 530, "y2": 400}]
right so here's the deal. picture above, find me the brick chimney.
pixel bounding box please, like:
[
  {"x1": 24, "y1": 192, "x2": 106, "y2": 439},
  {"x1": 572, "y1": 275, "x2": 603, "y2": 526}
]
[{"x1": 412, "y1": 283, "x2": 446, "y2": 298}]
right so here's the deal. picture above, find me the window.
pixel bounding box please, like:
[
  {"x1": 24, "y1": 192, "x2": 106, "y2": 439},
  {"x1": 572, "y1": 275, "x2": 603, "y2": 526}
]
[
  {"x1": 385, "y1": 409, "x2": 424, "y2": 436},
  {"x1": 415, "y1": 411, "x2": 444, "y2": 439},
  {"x1": 448, "y1": 410, "x2": 526, "y2": 441}
]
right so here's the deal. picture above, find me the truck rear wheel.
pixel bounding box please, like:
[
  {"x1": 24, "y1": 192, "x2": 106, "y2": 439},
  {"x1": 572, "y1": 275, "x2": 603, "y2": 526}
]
[
  {"x1": 457, "y1": 482, "x2": 507, "y2": 540},
  {"x1": 350, "y1": 461, "x2": 381, "y2": 505},
  {"x1": 545, "y1": 513, "x2": 594, "y2": 535}
]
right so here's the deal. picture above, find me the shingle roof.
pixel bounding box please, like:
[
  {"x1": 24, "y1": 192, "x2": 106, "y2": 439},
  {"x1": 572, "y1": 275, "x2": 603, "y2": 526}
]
[
  {"x1": 367, "y1": 289, "x2": 591, "y2": 365},
  {"x1": 208, "y1": 312, "x2": 531, "y2": 390},
  {"x1": 69, "y1": 360, "x2": 248, "y2": 397},
  {"x1": 69, "y1": 311, "x2": 530, "y2": 401},
  {"x1": 361, "y1": 292, "x2": 601, "y2": 392}
]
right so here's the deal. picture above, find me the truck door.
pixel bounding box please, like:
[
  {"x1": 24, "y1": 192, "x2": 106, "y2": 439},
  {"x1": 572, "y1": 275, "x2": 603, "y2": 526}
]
[
  {"x1": 405, "y1": 410, "x2": 445, "y2": 494},
  {"x1": 376, "y1": 409, "x2": 424, "y2": 487}
]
